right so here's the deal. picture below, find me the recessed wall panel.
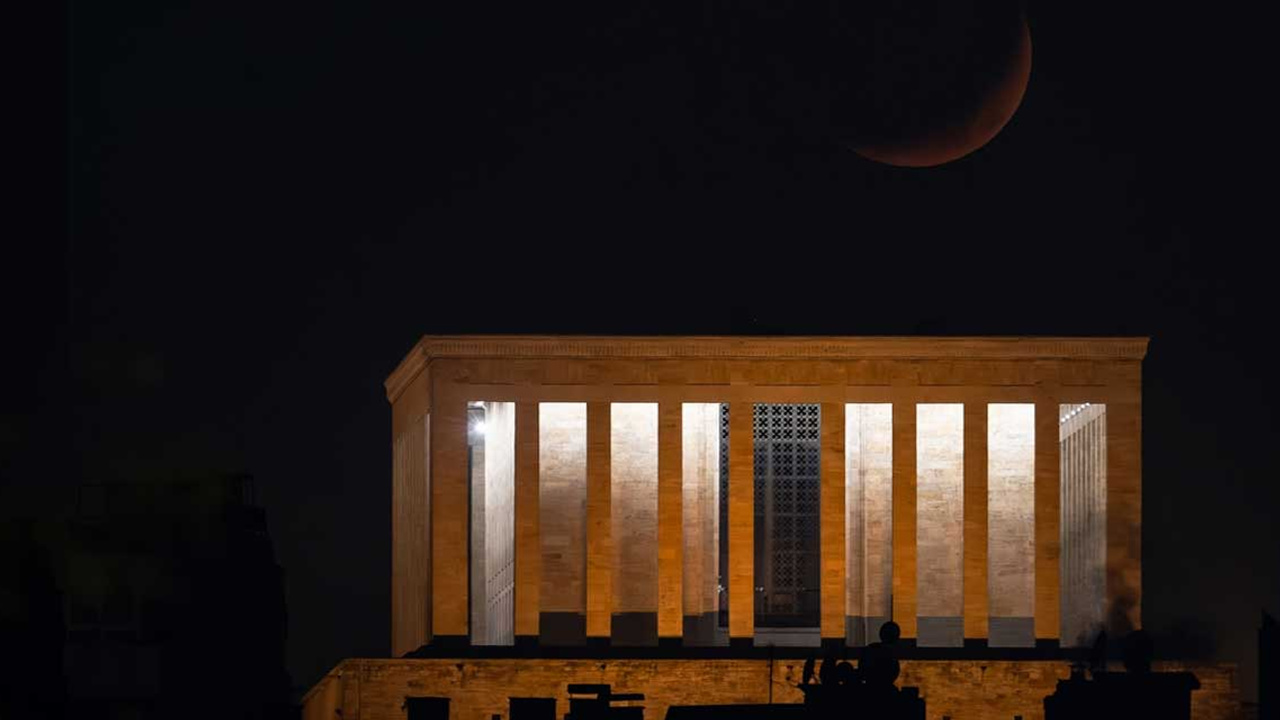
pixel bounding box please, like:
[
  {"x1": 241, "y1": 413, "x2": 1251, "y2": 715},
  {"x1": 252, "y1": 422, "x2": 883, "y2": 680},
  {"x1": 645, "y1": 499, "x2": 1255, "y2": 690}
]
[
  {"x1": 988, "y1": 403, "x2": 1035, "y2": 647},
  {"x1": 539, "y1": 402, "x2": 587, "y2": 645},
  {"x1": 682, "y1": 403, "x2": 721, "y2": 645},
  {"x1": 467, "y1": 402, "x2": 517, "y2": 646},
  {"x1": 1060, "y1": 403, "x2": 1107, "y2": 647},
  {"x1": 611, "y1": 403, "x2": 659, "y2": 646},
  {"x1": 845, "y1": 404, "x2": 893, "y2": 646},
  {"x1": 916, "y1": 403, "x2": 964, "y2": 647},
  {"x1": 753, "y1": 403, "x2": 821, "y2": 645}
]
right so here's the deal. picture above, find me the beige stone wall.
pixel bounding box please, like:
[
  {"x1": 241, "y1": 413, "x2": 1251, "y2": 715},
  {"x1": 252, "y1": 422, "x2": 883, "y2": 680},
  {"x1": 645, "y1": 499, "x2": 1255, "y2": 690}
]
[
  {"x1": 988, "y1": 404, "x2": 1036, "y2": 622},
  {"x1": 657, "y1": 402, "x2": 683, "y2": 639},
  {"x1": 514, "y1": 402, "x2": 540, "y2": 638},
  {"x1": 728, "y1": 402, "x2": 754, "y2": 639},
  {"x1": 892, "y1": 401, "x2": 917, "y2": 639},
  {"x1": 387, "y1": 337, "x2": 1147, "y2": 649},
  {"x1": 484, "y1": 402, "x2": 516, "y2": 645},
  {"x1": 1034, "y1": 396, "x2": 1062, "y2": 641},
  {"x1": 1107, "y1": 398, "x2": 1142, "y2": 633},
  {"x1": 681, "y1": 404, "x2": 720, "y2": 620},
  {"x1": 916, "y1": 404, "x2": 964, "y2": 641},
  {"x1": 1060, "y1": 403, "x2": 1107, "y2": 646},
  {"x1": 469, "y1": 409, "x2": 487, "y2": 644},
  {"x1": 844, "y1": 403, "x2": 893, "y2": 644},
  {"x1": 391, "y1": 402, "x2": 429, "y2": 656},
  {"x1": 586, "y1": 402, "x2": 612, "y2": 639},
  {"x1": 431, "y1": 395, "x2": 469, "y2": 637},
  {"x1": 611, "y1": 404, "x2": 659, "y2": 617},
  {"x1": 539, "y1": 404, "x2": 587, "y2": 615},
  {"x1": 306, "y1": 658, "x2": 1239, "y2": 720},
  {"x1": 962, "y1": 403, "x2": 988, "y2": 640}
]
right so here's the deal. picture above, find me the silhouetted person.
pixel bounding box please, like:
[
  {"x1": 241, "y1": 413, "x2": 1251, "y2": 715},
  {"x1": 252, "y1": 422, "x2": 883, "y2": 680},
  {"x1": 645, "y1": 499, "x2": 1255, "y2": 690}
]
[
  {"x1": 1122, "y1": 629, "x2": 1154, "y2": 675},
  {"x1": 802, "y1": 656, "x2": 816, "y2": 686},
  {"x1": 859, "y1": 621, "x2": 901, "y2": 689},
  {"x1": 834, "y1": 661, "x2": 857, "y2": 687},
  {"x1": 1087, "y1": 628, "x2": 1108, "y2": 675},
  {"x1": 1046, "y1": 628, "x2": 1199, "y2": 720},
  {"x1": 818, "y1": 651, "x2": 838, "y2": 686}
]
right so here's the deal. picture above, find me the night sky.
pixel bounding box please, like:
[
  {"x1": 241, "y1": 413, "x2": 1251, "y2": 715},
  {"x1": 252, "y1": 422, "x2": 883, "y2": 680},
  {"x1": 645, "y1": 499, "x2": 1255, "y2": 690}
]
[{"x1": 38, "y1": 0, "x2": 1279, "y2": 702}]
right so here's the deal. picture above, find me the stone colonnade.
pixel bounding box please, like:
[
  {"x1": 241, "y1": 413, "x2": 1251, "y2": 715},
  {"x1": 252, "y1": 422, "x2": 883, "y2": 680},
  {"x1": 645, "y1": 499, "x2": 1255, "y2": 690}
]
[{"x1": 388, "y1": 337, "x2": 1145, "y2": 655}]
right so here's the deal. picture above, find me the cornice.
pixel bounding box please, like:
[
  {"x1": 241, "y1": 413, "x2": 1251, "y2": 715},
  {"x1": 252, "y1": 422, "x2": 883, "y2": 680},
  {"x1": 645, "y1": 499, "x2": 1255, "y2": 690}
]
[{"x1": 384, "y1": 336, "x2": 1149, "y2": 403}]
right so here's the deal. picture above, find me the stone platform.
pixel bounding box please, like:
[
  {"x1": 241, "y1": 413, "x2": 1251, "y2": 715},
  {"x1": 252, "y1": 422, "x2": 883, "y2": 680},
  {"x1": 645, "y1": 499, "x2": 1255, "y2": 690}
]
[{"x1": 302, "y1": 658, "x2": 1239, "y2": 720}]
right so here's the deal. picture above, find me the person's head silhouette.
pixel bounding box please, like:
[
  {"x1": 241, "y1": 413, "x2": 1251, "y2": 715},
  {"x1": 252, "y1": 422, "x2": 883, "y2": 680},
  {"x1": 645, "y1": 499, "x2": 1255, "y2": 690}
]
[
  {"x1": 879, "y1": 621, "x2": 901, "y2": 646},
  {"x1": 835, "y1": 661, "x2": 857, "y2": 686}
]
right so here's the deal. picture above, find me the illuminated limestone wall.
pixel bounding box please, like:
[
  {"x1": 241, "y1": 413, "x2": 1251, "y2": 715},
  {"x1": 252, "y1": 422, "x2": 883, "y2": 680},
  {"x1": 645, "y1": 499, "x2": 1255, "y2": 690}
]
[
  {"x1": 383, "y1": 336, "x2": 1147, "y2": 651},
  {"x1": 468, "y1": 406, "x2": 487, "y2": 643},
  {"x1": 988, "y1": 404, "x2": 1036, "y2": 646},
  {"x1": 682, "y1": 403, "x2": 721, "y2": 645},
  {"x1": 539, "y1": 403, "x2": 587, "y2": 645},
  {"x1": 484, "y1": 402, "x2": 515, "y2": 644},
  {"x1": 1060, "y1": 403, "x2": 1107, "y2": 646},
  {"x1": 844, "y1": 403, "x2": 893, "y2": 646},
  {"x1": 916, "y1": 404, "x2": 965, "y2": 646},
  {"x1": 390, "y1": 366, "x2": 430, "y2": 656},
  {"x1": 610, "y1": 403, "x2": 659, "y2": 645},
  {"x1": 469, "y1": 402, "x2": 517, "y2": 646}
]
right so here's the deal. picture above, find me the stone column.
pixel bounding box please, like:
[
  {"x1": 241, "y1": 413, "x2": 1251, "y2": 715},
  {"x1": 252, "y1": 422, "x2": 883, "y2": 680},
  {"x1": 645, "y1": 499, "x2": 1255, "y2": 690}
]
[
  {"x1": 728, "y1": 401, "x2": 754, "y2": 644},
  {"x1": 391, "y1": 367, "x2": 431, "y2": 656},
  {"x1": 1035, "y1": 398, "x2": 1061, "y2": 643},
  {"x1": 430, "y1": 392, "x2": 469, "y2": 643},
  {"x1": 963, "y1": 402, "x2": 988, "y2": 642},
  {"x1": 391, "y1": 411, "x2": 430, "y2": 656},
  {"x1": 657, "y1": 401, "x2": 683, "y2": 643},
  {"x1": 513, "y1": 401, "x2": 540, "y2": 644},
  {"x1": 892, "y1": 401, "x2": 917, "y2": 640},
  {"x1": 1107, "y1": 397, "x2": 1141, "y2": 633},
  {"x1": 586, "y1": 401, "x2": 612, "y2": 643},
  {"x1": 820, "y1": 402, "x2": 846, "y2": 645}
]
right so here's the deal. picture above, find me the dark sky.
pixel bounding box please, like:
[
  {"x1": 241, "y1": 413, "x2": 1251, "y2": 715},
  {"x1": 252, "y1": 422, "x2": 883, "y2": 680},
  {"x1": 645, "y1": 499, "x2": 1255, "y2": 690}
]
[{"x1": 38, "y1": 0, "x2": 1279, "y2": 701}]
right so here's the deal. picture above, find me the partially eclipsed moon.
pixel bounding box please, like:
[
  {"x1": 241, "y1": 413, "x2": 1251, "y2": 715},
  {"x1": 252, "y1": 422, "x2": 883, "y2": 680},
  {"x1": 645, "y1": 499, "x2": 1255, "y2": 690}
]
[{"x1": 851, "y1": 16, "x2": 1032, "y2": 168}]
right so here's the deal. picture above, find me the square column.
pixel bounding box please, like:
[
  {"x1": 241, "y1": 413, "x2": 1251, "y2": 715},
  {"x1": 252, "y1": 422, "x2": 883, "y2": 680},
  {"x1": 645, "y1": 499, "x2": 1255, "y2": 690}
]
[
  {"x1": 513, "y1": 401, "x2": 540, "y2": 643},
  {"x1": 891, "y1": 401, "x2": 917, "y2": 640},
  {"x1": 1107, "y1": 398, "x2": 1142, "y2": 632},
  {"x1": 820, "y1": 402, "x2": 846, "y2": 644},
  {"x1": 1035, "y1": 398, "x2": 1062, "y2": 642},
  {"x1": 657, "y1": 401, "x2": 684, "y2": 641},
  {"x1": 586, "y1": 401, "x2": 612, "y2": 642},
  {"x1": 963, "y1": 402, "x2": 988, "y2": 641},
  {"x1": 728, "y1": 402, "x2": 754, "y2": 644},
  {"x1": 430, "y1": 393, "x2": 469, "y2": 642},
  {"x1": 391, "y1": 411, "x2": 430, "y2": 655}
]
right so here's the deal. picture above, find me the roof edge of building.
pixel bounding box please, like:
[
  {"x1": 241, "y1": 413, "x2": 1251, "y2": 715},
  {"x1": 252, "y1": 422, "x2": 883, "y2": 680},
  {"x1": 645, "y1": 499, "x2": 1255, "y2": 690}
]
[{"x1": 383, "y1": 335, "x2": 1150, "y2": 403}]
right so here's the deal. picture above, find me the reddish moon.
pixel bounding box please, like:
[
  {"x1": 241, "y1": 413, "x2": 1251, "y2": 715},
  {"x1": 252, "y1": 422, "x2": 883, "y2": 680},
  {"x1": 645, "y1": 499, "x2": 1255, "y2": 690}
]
[{"x1": 851, "y1": 16, "x2": 1032, "y2": 168}]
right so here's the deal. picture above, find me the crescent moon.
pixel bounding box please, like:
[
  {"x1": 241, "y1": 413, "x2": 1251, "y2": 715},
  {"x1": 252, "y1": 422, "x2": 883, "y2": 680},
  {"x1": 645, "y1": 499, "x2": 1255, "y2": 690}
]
[{"x1": 851, "y1": 15, "x2": 1032, "y2": 168}]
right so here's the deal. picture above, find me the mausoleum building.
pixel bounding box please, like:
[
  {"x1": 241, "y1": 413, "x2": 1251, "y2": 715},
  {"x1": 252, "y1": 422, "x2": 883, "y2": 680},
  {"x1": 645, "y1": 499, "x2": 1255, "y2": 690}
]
[{"x1": 301, "y1": 336, "x2": 1241, "y2": 720}]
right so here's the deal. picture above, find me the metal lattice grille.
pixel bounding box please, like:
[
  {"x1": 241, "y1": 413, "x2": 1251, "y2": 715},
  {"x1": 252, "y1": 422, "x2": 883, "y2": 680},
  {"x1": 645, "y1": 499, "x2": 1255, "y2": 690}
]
[
  {"x1": 753, "y1": 404, "x2": 821, "y2": 622},
  {"x1": 718, "y1": 403, "x2": 822, "y2": 626}
]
